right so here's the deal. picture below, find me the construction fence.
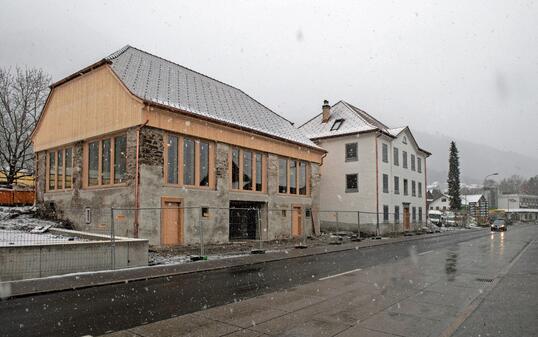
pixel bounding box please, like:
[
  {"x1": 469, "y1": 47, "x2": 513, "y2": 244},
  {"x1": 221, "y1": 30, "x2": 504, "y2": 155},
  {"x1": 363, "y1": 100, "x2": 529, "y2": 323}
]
[{"x1": 1, "y1": 205, "x2": 438, "y2": 281}]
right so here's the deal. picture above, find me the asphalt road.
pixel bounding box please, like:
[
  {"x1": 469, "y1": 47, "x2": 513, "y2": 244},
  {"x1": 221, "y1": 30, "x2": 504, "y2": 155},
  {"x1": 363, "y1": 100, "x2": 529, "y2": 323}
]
[{"x1": 0, "y1": 229, "x2": 496, "y2": 337}]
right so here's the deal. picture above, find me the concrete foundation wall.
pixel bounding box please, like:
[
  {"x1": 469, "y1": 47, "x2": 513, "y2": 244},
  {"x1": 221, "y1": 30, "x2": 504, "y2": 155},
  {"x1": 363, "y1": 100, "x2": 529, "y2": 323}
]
[{"x1": 0, "y1": 229, "x2": 148, "y2": 281}]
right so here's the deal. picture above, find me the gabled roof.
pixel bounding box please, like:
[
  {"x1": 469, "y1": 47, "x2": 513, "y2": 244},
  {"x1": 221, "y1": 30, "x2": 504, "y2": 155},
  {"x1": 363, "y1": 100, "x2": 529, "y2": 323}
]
[
  {"x1": 299, "y1": 100, "x2": 431, "y2": 155},
  {"x1": 299, "y1": 100, "x2": 389, "y2": 139},
  {"x1": 431, "y1": 193, "x2": 451, "y2": 203},
  {"x1": 462, "y1": 194, "x2": 485, "y2": 204},
  {"x1": 50, "y1": 45, "x2": 321, "y2": 150}
]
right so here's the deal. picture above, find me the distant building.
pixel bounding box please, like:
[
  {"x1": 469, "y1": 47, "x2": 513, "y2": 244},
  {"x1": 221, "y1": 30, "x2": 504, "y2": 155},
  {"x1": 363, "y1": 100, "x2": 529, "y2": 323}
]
[
  {"x1": 429, "y1": 194, "x2": 451, "y2": 211},
  {"x1": 498, "y1": 194, "x2": 538, "y2": 210},
  {"x1": 462, "y1": 194, "x2": 488, "y2": 221}
]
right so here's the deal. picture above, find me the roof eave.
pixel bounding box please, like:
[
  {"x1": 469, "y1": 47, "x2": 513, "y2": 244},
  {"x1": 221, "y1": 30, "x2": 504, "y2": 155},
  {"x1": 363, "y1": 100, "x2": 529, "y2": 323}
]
[{"x1": 49, "y1": 59, "x2": 112, "y2": 89}]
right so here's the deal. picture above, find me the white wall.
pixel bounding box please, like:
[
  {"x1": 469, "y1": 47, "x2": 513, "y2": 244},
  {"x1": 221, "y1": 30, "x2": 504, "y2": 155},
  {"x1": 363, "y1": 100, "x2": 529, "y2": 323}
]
[
  {"x1": 317, "y1": 129, "x2": 428, "y2": 228},
  {"x1": 429, "y1": 195, "x2": 451, "y2": 211}
]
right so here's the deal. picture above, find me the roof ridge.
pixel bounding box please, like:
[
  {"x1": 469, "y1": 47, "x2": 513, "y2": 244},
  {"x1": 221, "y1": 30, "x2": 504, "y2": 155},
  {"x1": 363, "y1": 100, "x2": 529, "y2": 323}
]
[
  {"x1": 341, "y1": 100, "x2": 389, "y2": 130},
  {"x1": 109, "y1": 45, "x2": 296, "y2": 126}
]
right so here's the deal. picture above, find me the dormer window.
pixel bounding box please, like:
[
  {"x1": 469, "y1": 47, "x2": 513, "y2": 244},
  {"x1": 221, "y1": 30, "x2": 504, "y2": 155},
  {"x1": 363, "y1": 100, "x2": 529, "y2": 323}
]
[{"x1": 331, "y1": 119, "x2": 344, "y2": 131}]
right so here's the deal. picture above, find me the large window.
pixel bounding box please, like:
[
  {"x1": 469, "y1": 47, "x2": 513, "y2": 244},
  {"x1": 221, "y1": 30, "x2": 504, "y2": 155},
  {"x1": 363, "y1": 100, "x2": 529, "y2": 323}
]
[
  {"x1": 165, "y1": 133, "x2": 215, "y2": 189},
  {"x1": 383, "y1": 174, "x2": 389, "y2": 193},
  {"x1": 394, "y1": 176, "x2": 400, "y2": 194},
  {"x1": 345, "y1": 143, "x2": 358, "y2": 162},
  {"x1": 417, "y1": 157, "x2": 422, "y2": 173},
  {"x1": 403, "y1": 151, "x2": 408, "y2": 169},
  {"x1": 279, "y1": 157, "x2": 309, "y2": 195},
  {"x1": 411, "y1": 154, "x2": 416, "y2": 171},
  {"x1": 383, "y1": 205, "x2": 389, "y2": 223},
  {"x1": 47, "y1": 147, "x2": 74, "y2": 191},
  {"x1": 393, "y1": 147, "x2": 399, "y2": 166},
  {"x1": 394, "y1": 206, "x2": 400, "y2": 223},
  {"x1": 404, "y1": 179, "x2": 408, "y2": 196},
  {"x1": 346, "y1": 174, "x2": 358, "y2": 192},
  {"x1": 86, "y1": 134, "x2": 127, "y2": 187},
  {"x1": 230, "y1": 147, "x2": 266, "y2": 192},
  {"x1": 412, "y1": 180, "x2": 416, "y2": 197},
  {"x1": 279, "y1": 158, "x2": 287, "y2": 193},
  {"x1": 418, "y1": 182, "x2": 423, "y2": 198},
  {"x1": 382, "y1": 143, "x2": 389, "y2": 163}
]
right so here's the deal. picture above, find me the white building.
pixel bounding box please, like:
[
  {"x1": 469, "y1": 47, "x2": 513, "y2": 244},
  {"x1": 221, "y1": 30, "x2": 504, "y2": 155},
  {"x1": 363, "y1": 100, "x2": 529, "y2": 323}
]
[
  {"x1": 498, "y1": 194, "x2": 538, "y2": 210},
  {"x1": 429, "y1": 194, "x2": 451, "y2": 212},
  {"x1": 299, "y1": 100, "x2": 430, "y2": 234}
]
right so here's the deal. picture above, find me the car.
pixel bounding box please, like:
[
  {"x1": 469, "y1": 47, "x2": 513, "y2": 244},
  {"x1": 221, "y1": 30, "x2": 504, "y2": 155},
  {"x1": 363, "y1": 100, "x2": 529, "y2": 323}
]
[{"x1": 491, "y1": 219, "x2": 507, "y2": 232}]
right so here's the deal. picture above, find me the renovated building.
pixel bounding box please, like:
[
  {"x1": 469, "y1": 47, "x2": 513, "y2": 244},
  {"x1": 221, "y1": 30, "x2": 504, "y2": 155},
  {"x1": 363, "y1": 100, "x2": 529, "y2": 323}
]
[
  {"x1": 32, "y1": 45, "x2": 326, "y2": 246},
  {"x1": 299, "y1": 100, "x2": 430, "y2": 234},
  {"x1": 462, "y1": 194, "x2": 488, "y2": 222}
]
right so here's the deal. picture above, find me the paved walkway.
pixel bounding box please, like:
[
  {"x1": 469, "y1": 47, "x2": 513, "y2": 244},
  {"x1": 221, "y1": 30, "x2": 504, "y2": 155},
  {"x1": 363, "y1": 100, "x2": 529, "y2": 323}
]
[{"x1": 101, "y1": 224, "x2": 537, "y2": 337}]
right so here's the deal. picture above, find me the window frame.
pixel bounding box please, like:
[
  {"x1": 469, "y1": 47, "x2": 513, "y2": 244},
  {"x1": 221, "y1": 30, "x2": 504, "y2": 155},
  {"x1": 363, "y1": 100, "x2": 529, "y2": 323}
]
[
  {"x1": 383, "y1": 205, "x2": 389, "y2": 223},
  {"x1": 417, "y1": 157, "x2": 422, "y2": 173},
  {"x1": 403, "y1": 179, "x2": 409, "y2": 196},
  {"x1": 411, "y1": 154, "x2": 416, "y2": 171},
  {"x1": 418, "y1": 182, "x2": 423, "y2": 198},
  {"x1": 330, "y1": 119, "x2": 345, "y2": 131},
  {"x1": 345, "y1": 142, "x2": 358, "y2": 162},
  {"x1": 278, "y1": 157, "x2": 310, "y2": 196},
  {"x1": 163, "y1": 133, "x2": 216, "y2": 190},
  {"x1": 46, "y1": 146, "x2": 74, "y2": 192},
  {"x1": 227, "y1": 146, "x2": 267, "y2": 193},
  {"x1": 382, "y1": 143, "x2": 389, "y2": 163},
  {"x1": 393, "y1": 147, "x2": 399, "y2": 166},
  {"x1": 394, "y1": 176, "x2": 400, "y2": 195},
  {"x1": 345, "y1": 173, "x2": 359, "y2": 193},
  {"x1": 83, "y1": 133, "x2": 128, "y2": 189},
  {"x1": 402, "y1": 151, "x2": 408, "y2": 169},
  {"x1": 412, "y1": 180, "x2": 416, "y2": 197},
  {"x1": 382, "y1": 173, "x2": 389, "y2": 193}
]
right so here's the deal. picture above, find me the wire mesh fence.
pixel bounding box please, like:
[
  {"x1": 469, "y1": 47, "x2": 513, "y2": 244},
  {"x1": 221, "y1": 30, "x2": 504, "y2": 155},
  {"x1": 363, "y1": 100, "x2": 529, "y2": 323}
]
[{"x1": 1, "y1": 204, "x2": 442, "y2": 281}]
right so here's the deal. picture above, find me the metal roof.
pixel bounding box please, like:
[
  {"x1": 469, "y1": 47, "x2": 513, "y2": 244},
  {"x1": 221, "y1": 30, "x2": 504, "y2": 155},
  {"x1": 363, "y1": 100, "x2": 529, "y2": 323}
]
[{"x1": 104, "y1": 45, "x2": 320, "y2": 149}]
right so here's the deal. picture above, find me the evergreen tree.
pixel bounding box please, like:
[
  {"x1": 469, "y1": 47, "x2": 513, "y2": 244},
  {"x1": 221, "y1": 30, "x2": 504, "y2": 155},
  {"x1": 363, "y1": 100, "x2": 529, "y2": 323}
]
[{"x1": 447, "y1": 141, "x2": 462, "y2": 210}]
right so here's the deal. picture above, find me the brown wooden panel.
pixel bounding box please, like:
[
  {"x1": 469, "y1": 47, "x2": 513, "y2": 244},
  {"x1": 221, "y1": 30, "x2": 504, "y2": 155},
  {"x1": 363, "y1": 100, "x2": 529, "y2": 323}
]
[
  {"x1": 32, "y1": 65, "x2": 145, "y2": 152},
  {"x1": 292, "y1": 205, "x2": 303, "y2": 237},
  {"x1": 160, "y1": 197, "x2": 183, "y2": 245}
]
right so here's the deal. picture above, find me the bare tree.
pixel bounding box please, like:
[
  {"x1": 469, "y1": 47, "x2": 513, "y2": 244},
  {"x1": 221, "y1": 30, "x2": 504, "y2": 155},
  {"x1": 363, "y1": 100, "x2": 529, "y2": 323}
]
[{"x1": 0, "y1": 67, "x2": 51, "y2": 186}]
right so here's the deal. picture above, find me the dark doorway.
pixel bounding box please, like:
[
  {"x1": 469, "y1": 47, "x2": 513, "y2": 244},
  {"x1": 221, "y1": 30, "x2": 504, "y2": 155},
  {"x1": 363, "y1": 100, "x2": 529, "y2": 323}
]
[{"x1": 229, "y1": 201, "x2": 262, "y2": 240}]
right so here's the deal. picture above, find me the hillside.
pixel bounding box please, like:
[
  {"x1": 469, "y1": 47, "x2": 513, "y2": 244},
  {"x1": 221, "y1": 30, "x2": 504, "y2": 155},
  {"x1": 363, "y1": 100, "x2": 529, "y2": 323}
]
[{"x1": 413, "y1": 131, "x2": 538, "y2": 188}]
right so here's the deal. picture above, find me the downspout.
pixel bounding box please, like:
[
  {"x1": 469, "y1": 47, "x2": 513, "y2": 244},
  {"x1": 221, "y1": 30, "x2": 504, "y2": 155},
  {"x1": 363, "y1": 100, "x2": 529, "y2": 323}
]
[
  {"x1": 424, "y1": 155, "x2": 428, "y2": 222},
  {"x1": 134, "y1": 119, "x2": 149, "y2": 238},
  {"x1": 375, "y1": 131, "x2": 380, "y2": 236}
]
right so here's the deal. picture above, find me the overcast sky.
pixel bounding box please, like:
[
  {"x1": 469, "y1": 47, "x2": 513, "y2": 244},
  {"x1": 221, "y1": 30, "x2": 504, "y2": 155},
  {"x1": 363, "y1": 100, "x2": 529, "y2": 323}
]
[{"x1": 1, "y1": 0, "x2": 537, "y2": 158}]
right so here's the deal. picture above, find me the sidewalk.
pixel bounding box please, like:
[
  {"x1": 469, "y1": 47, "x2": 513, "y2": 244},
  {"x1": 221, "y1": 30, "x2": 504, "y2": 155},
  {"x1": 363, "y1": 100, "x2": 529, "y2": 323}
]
[
  {"x1": 100, "y1": 225, "x2": 536, "y2": 337},
  {"x1": 3, "y1": 227, "x2": 485, "y2": 298}
]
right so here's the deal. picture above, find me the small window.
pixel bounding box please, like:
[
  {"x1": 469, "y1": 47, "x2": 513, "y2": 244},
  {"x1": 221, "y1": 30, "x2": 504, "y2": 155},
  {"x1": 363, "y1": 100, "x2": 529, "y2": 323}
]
[
  {"x1": 442, "y1": 198, "x2": 447, "y2": 202},
  {"x1": 393, "y1": 147, "x2": 399, "y2": 166},
  {"x1": 403, "y1": 136, "x2": 408, "y2": 144},
  {"x1": 418, "y1": 182, "x2": 422, "y2": 198},
  {"x1": 395, "y1": 206, "x2": 400, "y2": 223},
  {"x1": 281, "y1": 210, "x2": 287, "y2": 217},
  {"x1": 419, "y1": 207, "x2": 423, "y2": 222},
  {"x1": 305, "y1": 208, "x2": 311, "y2": 217},
  {"x1": 202, "y1": 207, "x2": 209, "y2": 218},
  {"x1": 345, "y1": 143, "x2": 358, "y2": 162},
  {"x1": 412, "y1": 180, "x2": 416, "y2": 197},
  {"x1": 346, "y1": 174, "x2": 358, "y2": 192},
  {"x1": 402, "y1": 151, "x2": 408, "y2": 169},
  {"x1": 383, "y1": 205, "x2": 389, "y2": 223},
  {"x1": 330, "y1": 119, "x2": 344, "y2": 131},
  {"x1": 412, "y1": 207, "x2": 417, "y2": 221},
  {"x1": 394, "y1": 176, "x2": 400, "y2": 194},
  {"x1": 417, "y1": 157, "x2": 422, "y2": 173},
  {"x1": 382, "y1": 143, "x2": 389, "y2": 163},
  {"x1": 383, "y1": 174, "x2": 389, "y2": 193},
  {"x1": 404, "y1": 179, "x2": 408, "y2": 196},
  {"x1": 411, "y1": 154, "x2": 416, "y2": 171}
]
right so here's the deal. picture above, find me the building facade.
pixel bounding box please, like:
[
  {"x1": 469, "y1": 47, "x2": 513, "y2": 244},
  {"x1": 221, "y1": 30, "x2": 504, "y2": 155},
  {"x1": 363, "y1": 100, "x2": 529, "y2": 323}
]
[
  {"x1": 462, "y1": 194, "x2": 488, "y2": 222},
  {"x1": 32, "y1": 46, "x2": 325, "y2": 246},
  {"x1": 429, "y1": 194, "x2": 451, "y2": 211},
  {"x1": 498, "y1": 194, "x2": 538, "y2": 210},
  {"x1": 299, "y1": 101, "x2": 430, "y2": 234}
]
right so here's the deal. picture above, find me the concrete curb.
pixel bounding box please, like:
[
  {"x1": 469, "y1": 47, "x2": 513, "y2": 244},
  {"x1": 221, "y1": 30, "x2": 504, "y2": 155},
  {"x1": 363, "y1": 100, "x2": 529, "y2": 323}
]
[{"x1": 3, "y1": 228, "x2": 487, "y2": 298}]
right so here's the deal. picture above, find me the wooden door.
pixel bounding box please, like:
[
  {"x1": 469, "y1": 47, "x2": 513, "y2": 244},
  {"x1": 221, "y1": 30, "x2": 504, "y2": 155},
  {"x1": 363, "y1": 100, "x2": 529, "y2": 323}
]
[
  {"x1": 161, "y1": 200, "x2": 183, "y2": 245},
  {"x1": 403, "y1": 207, "x2": 410, "y2": 230},
  {"x1": 292, "y1": 206, "x2": 303, "y2": 237}
]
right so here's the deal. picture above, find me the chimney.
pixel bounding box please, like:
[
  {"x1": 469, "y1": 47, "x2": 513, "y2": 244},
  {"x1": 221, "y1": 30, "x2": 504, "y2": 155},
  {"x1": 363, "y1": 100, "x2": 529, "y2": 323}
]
[{"x1": 322, "y1": 100, "x2": 331, "y2": 123}]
